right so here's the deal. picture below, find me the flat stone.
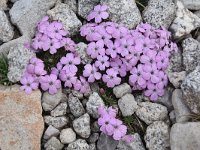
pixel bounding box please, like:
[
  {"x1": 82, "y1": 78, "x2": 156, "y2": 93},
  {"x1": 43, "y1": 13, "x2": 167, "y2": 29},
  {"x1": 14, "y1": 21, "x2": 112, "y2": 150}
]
[
  {"x1": 7, "y1": 42, "x2": 35, "y2": 82},
  {"x1": 50, "y1": 102, "x2": 67, "y2": 117},
  {"x1": 145, "y1": 121, "x2": 170, "y2": 150},
  {"x1": 78, "y1": 0, "x2": 99, "y2": 19},
  {"x1": 170, "y1": 1, "x2": 200, "y2": 38},
  {"x1": 43, "y1": 125, "x2": 60, "y2": 140},
  {"x1": 181, "y1": 66, "x2": 200, "y2": 113},
  {"x1": 170, "y1": 122, "x2": 200, "y2": 150},
  {"x1": 47, "y1": 2, "x2": 82, "y2": 36},
  {"x1": 68, "y1": 94, "x2": 85, "y2": 117},
  {"x1": 113, "y1": 83, "x2": 132, "y2": 98},
  {"x1": 42, "y1": 89, "x2": 63, "y2": 112},
  {"x1": 86, "y1": 92, "x2": 105, "y2": 118},
  {"x1": 100, "y1": 0, "x2": 142, "y2": 29},
  {"x1": 66, "y1": 139, "x2": 90, "y2": 150},
  {"x1": 181, "y1": 0, "x2": 200, "y2": 10},
  {"x1": 0, "y1": 0, "x2": 7, "y2": 10},
  {"x1": 44, "y1": 116, "x2": 68, "y2": 129},
  {"x1": 0, "y1": 10, "x2": 14, "y2": 42},
  {"x1": 143, "y1": 0, "x2": 176, "y2": 29},
  {"x1": 116, "y1": 133, "x2": 145, "y2": 150},
  {"x1": 72, "y1": 113, "x2": 91, "y2": 138},
  {"x1": 182, "y1": 38, "x2": 200, "y2": 73},
  {"x1": 64, "y1": 0, "x2": 77, "y2": 13},
  {"x1": 97, "y1": 133, "x2": 119, "y2": 150},
  {"x1": 118, "y1": 94, "x2": 138, "y2": 116},
  {"x1": 60, "y1": 128, "x2": 76, "y2": 144},
  {"x1": 9, "y1": 0, "x2": 57, "y2": 37},
  {"x1": 172, "y1": 89, "x2": 190, "y2": 123},
  {"x1": 0, "y1": 85, "x2": 44, "y2": 150},
  {"x1": 136, "y1": 102, "x2": 168, "y2": 125},
  {"x1": 44, "y1": 137, "x2": 64, "y2": 150},
  {"x1": 168, "y1": 71, "x2": 186, "y2": 88}
]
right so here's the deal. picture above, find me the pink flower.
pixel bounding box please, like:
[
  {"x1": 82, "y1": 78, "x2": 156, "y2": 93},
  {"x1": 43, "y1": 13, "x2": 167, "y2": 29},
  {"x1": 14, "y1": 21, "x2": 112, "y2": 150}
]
[
  {"x1": 51, "y1": 62, "x2": 63, "y2": 76},
  {"x1": 42, "y1": 38, "x2": 61, "y2": 54},
  {"x1": 122, "y1": 135, "x2": 134, "y2": 144},
  {"x1": 105, "y1": 41, "x2": 120, "y2": 58},
  {"x1": 74, "y1": 76, "x2": 90, "y2": 93},
  {"x1": 87, "y1": 5, "x2": 109, "y2": 23},
  {"x1": 157, "y1": 71, "x2": 168, "y2": 89},
  {"x1": 140, "y1": 50, "x2": 157, "y2": 65},
  {"x1": 20, "y1": 75, "x2": 39, "y2": 94},
  {"x1": 32, "y1": 33, "x2": 44, "y2": 50},
  {"x1": 59, "y1": 70, "x2": 77, "y2": 88},
  {"x1": 63, "y1": 38, "x2": 76, "y2": 52},
  {"x1": 98, "y1": 106, "x2": 117, "y2": 118},
  {"x1": 27, "y1": 57, "x2": 44, "y2": 74},
  {"x1": 95, "y1": 55, "x2": 109, "y2": 71},
  {"x1": 87, "y1": 41, "x2": 105, "y2": 58},
  {"x1": 112, "y1": 119, "x2": 127, "y2": 140},
  {"x1": 47, "y1": 21, "x2": 67, "y2": 39},
  {"x1": 143, "y1": 64, "x2": 160, "y2": 83},
  {"x1": 110, "y1": 57, "x2": 127, "y2": 77},
  {"x1": 83, "y1": 64, "x2": 101, "y2": 82},
  {"x1": 119, "y1": 38, "x2": 134, "y2": 57},
  {"x1": 156, "y1": 51, "x2": 169, "y2": 70}
]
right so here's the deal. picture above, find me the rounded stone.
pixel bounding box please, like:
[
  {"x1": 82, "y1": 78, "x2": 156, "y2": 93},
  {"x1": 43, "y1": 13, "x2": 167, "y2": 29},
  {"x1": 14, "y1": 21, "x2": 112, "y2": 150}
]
[{"x1": 60, "y1": 128, "x2": 76, "y2": 144}]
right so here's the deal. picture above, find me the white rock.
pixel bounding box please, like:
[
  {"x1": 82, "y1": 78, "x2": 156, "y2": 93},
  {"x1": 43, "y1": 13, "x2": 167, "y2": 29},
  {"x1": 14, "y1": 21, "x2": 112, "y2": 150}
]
[
  {"x1": 44, "y1": 116, "x2": 68, "y2": 129},
  {"x1": 64, "y1": 0, "x2": 77, "y2": 13},
  {"x1": 50, "y1": 102, "x2": 67, "y2": 117},
  {"x1": 113, "y1": 83, "x2": 132, "y2": 98},
  {"x1": 168, "y1": 71, "x2": 186, "y2": 88},
  {"x1": 181, "y1": 0, "x2": 200, "y2": 10},
  {"x1": 66, "y1": 139, "x2": 90, "y2": 150},
  {"x1": 44, "y1": 137, "x2": 64, "y2": 150},
  {"x1": 60, "y1": 128, "x2": 76, "y2": 144},
  {"x1": 0, "y1": 0, "x2": 7, "y2": 10},
  {"x1": 43, "y1": 125, "x2": 60, "y2": 140}
]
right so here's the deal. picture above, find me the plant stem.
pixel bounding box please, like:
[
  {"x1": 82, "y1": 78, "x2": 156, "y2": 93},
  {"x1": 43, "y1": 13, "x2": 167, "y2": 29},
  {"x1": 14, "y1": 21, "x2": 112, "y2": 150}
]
[{"x1": 136, "y1": 0, "x2": 146, "y2": 8}]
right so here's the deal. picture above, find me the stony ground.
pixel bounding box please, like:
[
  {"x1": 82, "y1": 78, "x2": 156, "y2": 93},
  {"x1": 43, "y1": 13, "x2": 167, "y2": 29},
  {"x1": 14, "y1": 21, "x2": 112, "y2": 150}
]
[{"x1": 1, "y1": 0, "x2": 200, "y2": 150}]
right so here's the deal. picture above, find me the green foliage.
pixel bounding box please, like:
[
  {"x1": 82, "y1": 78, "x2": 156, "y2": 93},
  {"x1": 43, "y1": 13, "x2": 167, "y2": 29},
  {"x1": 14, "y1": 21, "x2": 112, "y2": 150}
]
[
  {"x1": 0, "y1": 54, "x2": 13, "y2": 86},
  {"x1": 101, "y1": 93, "x2": 117, "y2": 105}
]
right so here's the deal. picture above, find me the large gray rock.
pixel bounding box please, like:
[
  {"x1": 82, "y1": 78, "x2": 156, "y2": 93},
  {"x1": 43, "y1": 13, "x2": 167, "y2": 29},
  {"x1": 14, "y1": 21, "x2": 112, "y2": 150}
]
[
  {"x1": 44, "y1": 137, "x2": 64, "y2": 150},
  {"x1": 170, "y1": 1, "x2": 200, "y2": 38},
  {"x1": 60, "y1": 128, "x2": 76, "y2": 144},
  {"x1": 9, "y1": 0, "x2": 57, "y2": 37},
  {"x1": 86, "y1": 92, "x2": 105, "y2": 118},
  {"x1": 50, "y1": 102, "x2": 67, "y2": 117},
  {"x1": 100, "y1": 0, "x2": 141, "y2": 29},
  {"x1": 64, "y1": 0, "x2": 77, "y2": 13},
  {"x1": 172, "y1": 89, "x2": 190, "y2": 123},
  {"x1": 66, "y1": 139, "x2": 90, "y2": 150},
  {"x1": 170, "y1": 122, "x2": 200, "y2": 150},
  {"x1": 78, "y1": 0, "x2": 99, "y2": 19},
  {"x1": 0, "y1": 0, "x2": 7, "y2": 10},
  {"x1": 44, "y1": 116, "x2": 69, "y2": 129},
  {"x1": 168, "y1": 71, "x2": 186, "y2": 88},
  {"x1": 182, "y1": 38, "x2": 200, "y2": 73},
  {"x1": 72, "y1": 113, "x2": 91, "y2": 138},
  {"x1": 116, "y1": 133, "x2": 145, "y2": 150},
  {"x1": 113, "y1": 83, "x2": 132, "y2": 98},
  {"x1": 181, "y1": 66, "x2": 200, "y2": 113},
  {"x1": 68, "y1": 94, "x2": 85, "y2": 117},
  {"x1": 7, "y1": 42, "x2": 35, "y2": 82},
  {"x1": 43, "y1": 125, "x2": 60, "y2": 140},
  {"x1": 181, "y1": 0, "x2": 200, "y2": 10},
  {"x1": 143, "y1": 0, "x2": 176, "y2": 29},
  {"x1": 97, "y1": 133, "x2": 119, "y2": 150},
  {"x1": 136, "y1": 102, "x2": 168, "y2": 125},
  {"x1": 118, "y1": 94, "x2": 138, "y2": 116},
  {"x1": 145, "y1": 121, "x2": 170, "y2": 150},
  {"x1": 0, "y1": 11, "x2": 14, "y2": 42},
  {"x1": 47, "y1": 3, "x2": 82, "y2": 36}
]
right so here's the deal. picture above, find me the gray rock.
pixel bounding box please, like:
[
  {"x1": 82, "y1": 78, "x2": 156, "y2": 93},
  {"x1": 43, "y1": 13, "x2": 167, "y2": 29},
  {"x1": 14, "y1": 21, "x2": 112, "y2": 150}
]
[
  {"x1": 0, "y1": 0, "x2": 7, "y2": 10},
  {"x1": 182, "y1": 38, "x2": 200, "y2": 73},
  {"x1": 66, "y1": 139, "x2": 90, "y2": 150},
  {"x1": 64, "y1": 0, "x2": 77, "y2": 13},
  {"x1": 136, "y1": 102, "x2": 168, "y2": 125},
  {"x1": 42, "y1": 89, "x2": 63, "y2": 111},
  {"x1": 168, "y1": 71, "x2": 186, "y2": 88},
  {"x1": 72, "y1": 89, "x2": 84, "y2": 99},
  {"x1": 91, "y1": 121, "x2": 100, "y2": 132},
  {"x1": 100, "y1": 0, "x2": 141, "y2": 29},
  {"x1": 172, "y1": 89, "x2": 190, "y2": 123},
  {"x1": 113, "y1": 83, "x2": 132, "y2": 98},
  {"x1": 7, "y1": 42, "x2": 35, "y2": 82},
  {"x1": 60, "y1": 128, "x2": 76, "y2": 144},
  {"x1": 43, "y1": 125, "x2": 60, "y2": 140},
  {"x1": 89, "y1": 144, "x2": 96, "y2": 150},
  {"x1": 118, "y1": 94, "x2": 138, "y2": 116},
  {"x1": 0, "y1": 11, "x2": 14, "y2": 42},
  {"x1": 181, "y1": 66, "x2": 200, "y2": 113},
  {"x1": 86, "y1": 92, "x2": 105, "y2": 118},
  {"x1": 195, "y1": 10, "x2": 200, "y2": 17},
  {"x1": 170, "y1": 122, "x2": 200, "y2": 150},
  {"x1": 169, "y1": 110, "x2": 176, "y2": 124},
  {"x1": 50, "y1": 102, "x2": 67, "y2": 117},
  {"x1": 145, "y1": 121, "x2": 170, "y2": 150},
  {"x1": 97, "y1": 133, "x2": 119, "y2": 150},
  {"x1": 68, "y1": 94, "x2": 85, "y2": 117},
  {"x1": 9, "y1": 0, "x2": 57, "y2": 37},
  {"x1": 47, "y1": 3, "x2": 82, "y2": 36},
  {"x1": 88, "y1": 133, "x2": 99, "y2": 143},
  {"x1": 72, "y1": 113, "x2": 91, "y2": 138},
  {"x1": 116, "y1": 133, "x2": 145, "y2": 150},
  {"x1": 44, "y1": 116, "x2": 68, "y2": 129},
  {"x1": 75, "y1": 42, "x2": 92, "y2": 65},
  {"x1": 10, "y1": 0, "x2": 19, "y2": 3},
  {"x1": 44, "y1": 137, "x2": 64, "y2": 150},
  {"x1": 181, "y1": 0, "x2": 200, "y2": 10},
  {"x1": 170, "y1": 1, "x2": 200, "y2": 38},
  {"x1": 143, "y1": 0, "x2": 176, "y2": 29},
  {"x1": 78, "y1": 0, "x2": 99, "y2": 19}
]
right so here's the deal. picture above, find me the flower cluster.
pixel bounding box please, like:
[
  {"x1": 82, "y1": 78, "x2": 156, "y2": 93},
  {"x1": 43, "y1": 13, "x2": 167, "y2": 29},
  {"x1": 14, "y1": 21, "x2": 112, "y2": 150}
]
[
  {"x1": 80, "y1": 5, "x2": 178, "y2": 101},
  {"x1": 98, "y1": 106, "x2": 133, "y2": 142}
]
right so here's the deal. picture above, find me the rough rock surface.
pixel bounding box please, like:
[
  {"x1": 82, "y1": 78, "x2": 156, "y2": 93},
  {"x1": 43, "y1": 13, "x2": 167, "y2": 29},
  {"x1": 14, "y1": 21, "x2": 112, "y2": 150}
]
[
  {"x1": 9, "y1": 0, "x2": 57, "y2": 37},
  {"x1": 47, "y1": 3, "x2": 82, "y2": 36},
  {"x1": 0, "y1": 0, "x2": 7, "y2": 10},
  {"x1": 0, "y1": 85, "x2": 44, "y2": 150},
  {"x1": 172, "y1": 89, "x2": 190, "y2": 123},
  {"x1": 60, "y1": 128, "x2": 76, "y2": 144},
  {"x1": 0, "y1": 11, "x2": 14, "y2": 42},
  {"x1": 182, "y1": 38, "x2": 200, "y2": 73},
  {"x1": 43, "y1": 125, "x2": 60, "y2": 140},
  {"x1": 44, "y1": 116, "x2": 68, "y2": 129},
  {"x1": 100, "y1": 0, "x2": 142, "y2": 29},
  {"x1": 168, "y1": 71, "x2": 186, "y2": 88},
  {"x1": 50, "y1": 102, "x2": 67, "y2": 117},
  {"x1": 7, "y1": 43, "x2": 35, "y2": 82},
  {"x1": 113, "y1": 83, "x2": 132, "y2": 98},
  {"x1": 64, "y1": 0, "x2": 77, "y2": 13},
  {"x1": 145, "y1": 121, "x2": 170, "y2": 150},
  {"x1": 181, "y1": 0, "x2": 200, "y2": 10},
  {"x1": 44, "y1": 137, "x2": 64, "y2": 150},
  {"x1": 143, "y1": 0, "x2": 176, "y2": 29},
  {"x1": 181, "y1": 66, "x2": 200, "y2": 113},
  {"x1": 136, "y1": 102, "x2": 168, "y2": 125},
  {"x1": 170, "y1": 1, "x2": 200, "y2": 38},
  {"x1": 170, "y1": 122, "x2": 200, "y2": 150},
  {"x1": 66, "y1": 139, "x2": 90, "y2": 150}
]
